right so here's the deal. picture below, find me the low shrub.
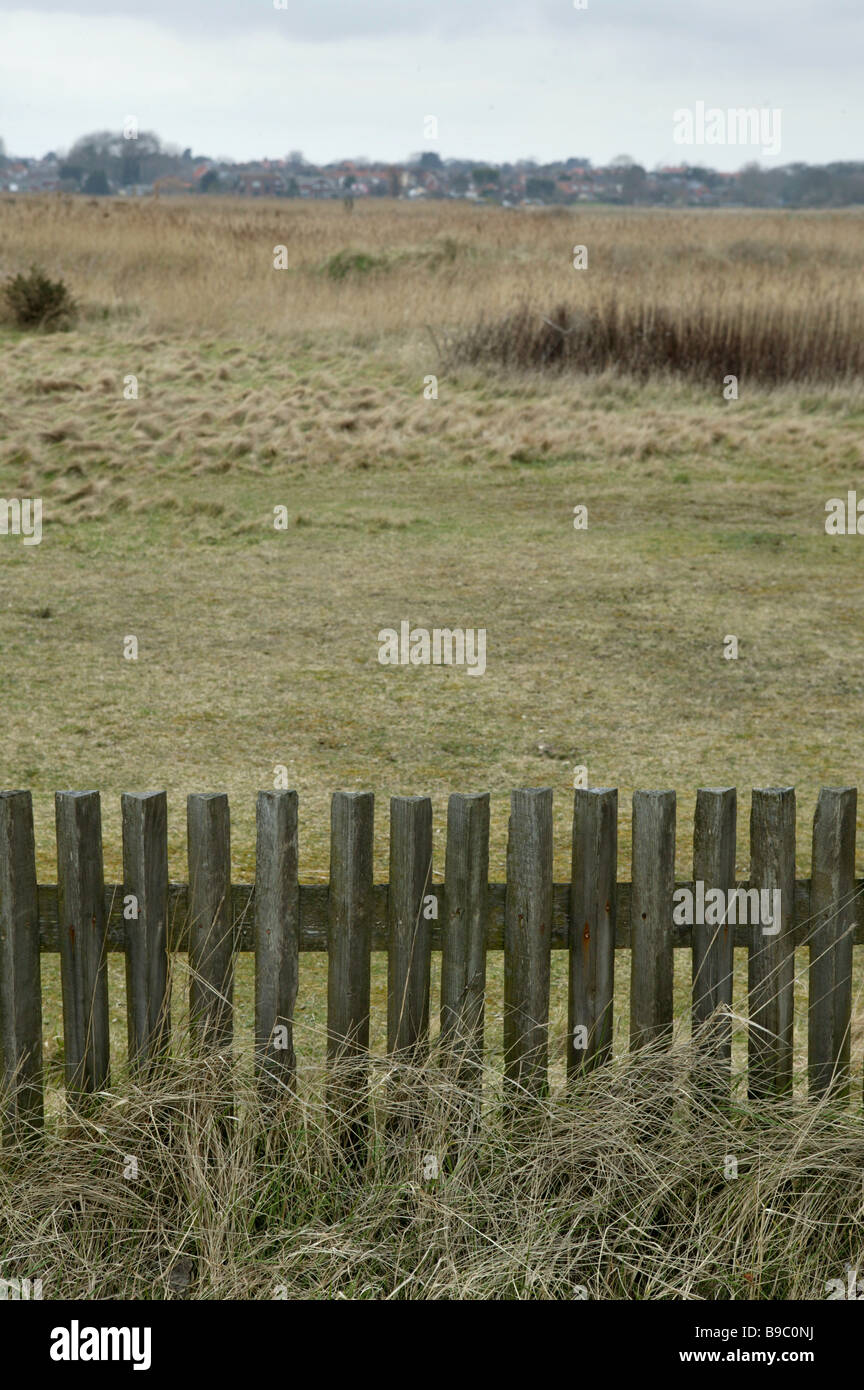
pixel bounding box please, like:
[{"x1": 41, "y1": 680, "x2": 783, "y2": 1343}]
[
  {"x1": 2, "y1": 263, "x2": 77, "y2": 331},
  {"x1": 322, "y1": 249, "x2": 388, "y2": 280}
]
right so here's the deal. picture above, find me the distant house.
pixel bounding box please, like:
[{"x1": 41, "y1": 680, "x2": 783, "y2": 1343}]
[
  {"x1": 295, "y1": 174, "x2": 338, "y2": 198},
  {"x1": 232, "y1": 168, "x2": 288, "y2": 195}
]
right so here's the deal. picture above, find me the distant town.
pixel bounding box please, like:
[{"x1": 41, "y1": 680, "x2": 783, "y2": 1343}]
[{"x1": 1, "y1": 132, "x2": 862, "y2": 207}]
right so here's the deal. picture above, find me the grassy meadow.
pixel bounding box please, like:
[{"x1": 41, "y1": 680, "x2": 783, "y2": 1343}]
[
  {"x1": 2, "y1": 196, "x2": 864, "y2": 1298},
  {"x1": 2, "y1": 196, "x2": 864, "y2": 1073}
]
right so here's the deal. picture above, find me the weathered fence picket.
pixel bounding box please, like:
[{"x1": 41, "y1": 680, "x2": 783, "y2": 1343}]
[
  {"x1": 327, "y1": 790, "x2": 374, "y2": 1063},
  {"x1": 748, "y1": 788, "x2": 796, "y2": 1099},
  {"x1": 254, "y1": 789, "x2": 299, "y2": 1092},
  {"x1": 327, "y1": 790, "x2": 374, "y2": 1154},
  {"x1": 808, "y1": 787, "x2": 856, "y2": 1101},
  {"x1": 504, "y1": 787, "x2": 553, "y2": 1097},
  {"x1": 2, "y1": 782, "x2": 864, "y2": 1141},
  {"x1": 387, "y1": 796, "x2": 433, "y2": 1061},
  {"x1": 187, "y1": 792, "x2": 234, "y2": 1057},
  {"x1": 630, "y1": 789, "x2": 676, "y2": 1051},
  {"x1": 56, "y1": 790, "x2": 110, "y2": 1103},
  {"x1": 0, "y1": 790, "x2": 42, "y2": 1138},
  {"x1": 122, "y1": 790, "x2": 170, "y2": 1073},
  {"x1": 568, "y1": 787, "x2": 617, "y2": 1076},
  {"x1": 441, "y1": 791, "x2": 489, "y2": 1083},
  {"x1": 691, "y1": 787, "x2": 737, "y2": 1096}
]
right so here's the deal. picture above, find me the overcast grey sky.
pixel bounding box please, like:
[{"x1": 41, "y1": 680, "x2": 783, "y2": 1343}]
[{"x1": 1, "y1": 1, "x2": 861, "y2": 165}]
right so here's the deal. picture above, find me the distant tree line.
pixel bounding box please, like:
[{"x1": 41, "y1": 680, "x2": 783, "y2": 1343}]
[
  {"x1": 53, "y1": 130, "x2": 191, "y2": 190},
  {"x1": 2, "y1": 130, "x2": 863, "y2": 207}
]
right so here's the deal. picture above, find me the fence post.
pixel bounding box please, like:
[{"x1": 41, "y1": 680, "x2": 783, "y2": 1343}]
[
  {"x1": 56, "y1": 791, "x2": 110, "y2": 1102},
  {"x1": 441, "y1": 792, "x2": 489, "y2": 1086},
  {"x1": 808, "y1": 787, "x2": 856, "y2": 1102},
  {"x1": 255, "y1": 789, "x2": 299, "y2": 1097},
  {"x1": 504, "y1": 787, "x2": 553, "y2": 1099},
  {"x1": 568, "y1": 787, "x2": 617, "y2": 1077},
  {"x1": 748, "y1": 787, "x2": 795, "y2": 1099},
  {"x1": 441, "y1": 791, "x2": 490, "y2": 1160},
  {"x1": 630, "y1": 790, "x2": 676, "y2": 1051},
  {"x1": 187, "y1": 793, "x2": 234, "y2": 1059},
  {"x1": 122, "y1": 791, "x2": 170, "y2": 1074},
  {"x1": 0, "y1": 790, "x2": 43, "y2": 1140},
  {"x1": 387, "y1": 796, "x2": 433, "y2": 1061},
  {"x1": 691, "y1": 787, "x2": 737, "y2": 1097},
  {"x1": 327, "y1": 790, "x2": 374, "y2": 1155}
]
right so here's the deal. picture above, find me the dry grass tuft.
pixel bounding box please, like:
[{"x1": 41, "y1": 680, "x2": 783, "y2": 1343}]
[
  {"x1": 448, "y1": 295, "x2": 864, "y2": 384},
  {"x1": 2, "y1": 1024, "x2": 862, "y2": 1299}
]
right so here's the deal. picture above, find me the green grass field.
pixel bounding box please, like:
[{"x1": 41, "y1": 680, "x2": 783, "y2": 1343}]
[
  {"x1": 3, "y1": 202, "x2": 864, "y2": 1072},
  {"x1": 4, "y1": 323, "x2": 864, "y2": 1089},
  {"x1": 4, "y1": 326, "x2": 864, "y2": 884}
]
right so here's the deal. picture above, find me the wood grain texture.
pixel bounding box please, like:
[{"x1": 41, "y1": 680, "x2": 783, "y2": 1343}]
[
  {"x1": 691, "y1": 788, "x2": 737, "y2": 1087},
  {"x1": 441, "y1": 792, "x2": 490, "y2": 1082},
  {"x1": 504, "y1": 787, "x2": 553, "y2": 1096},
  {"x1": 748, "y1": 787, "x2": 796, "y2": 1099},
  {"x1": 56, "y1": 791, "x2": 110, "y2": 1098},
  {"x1": 568, "y1": 787, "x2": 617, "y2": 1076},
  {"x1": 808, "y1": 787, "x2": 856, "y2": 1101},
  {"x1": 327, "y1": 790, "x2": 374, "y2": 1060},
  {"x1": 122, "y1": 791, "x2": 169, "y2": 1072},
  {"x1": 255, "y1": 789, "x2": 299, "y2": 1092},
  {"x1": 0, "y1": 790, "x2": 43, "y2": 1137},
  {"x1": 387, "y1": 796, "x2": 433, "y2": 1059},
  {"x1": 630, "y1": 790, "x2": 676, "y2": 1051},
  {"x1": 327, "y1": 791, "x2": 374, "y2": 1156},
  {"x1": 187, "y1": 793, "x2": 234, "y2": 1057},
  {"x1": 28, "y1": 878, "x2": 864, "y2": 952}
]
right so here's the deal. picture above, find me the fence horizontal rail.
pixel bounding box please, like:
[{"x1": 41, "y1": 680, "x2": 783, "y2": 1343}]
[{"x1": 28, "y1": 879, "x2": 864, "y2": 952}]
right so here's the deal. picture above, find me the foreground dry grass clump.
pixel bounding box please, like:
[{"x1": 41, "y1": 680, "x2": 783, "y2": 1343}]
[
  {"x1": 2, "y1": 1029, "x2": 862, "y2": 1300},
  {"x1": 448, "y1": 295, "x2": 864, "y2": 383}
]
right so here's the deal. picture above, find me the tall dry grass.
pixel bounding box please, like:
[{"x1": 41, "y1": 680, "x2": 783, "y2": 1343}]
[
  {"x1": 2, "y1": 1024, "x2": 862, "y2": 1299},
  {"x1": 447, "y1": 295, "x2": 864, "y2": 383},
  {"x1": 1, "y1": 196, "x2": 862, "y2": 376}
]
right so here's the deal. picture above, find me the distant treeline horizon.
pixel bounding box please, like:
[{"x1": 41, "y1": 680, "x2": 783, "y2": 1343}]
[{"x1": 2, "y1": 130, "x2": 863, "y2": 206}]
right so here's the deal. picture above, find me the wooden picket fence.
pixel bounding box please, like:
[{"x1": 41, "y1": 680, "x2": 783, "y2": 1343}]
[{"x1": 1, "y1": 784, "x2": 862, "y2": 1140}]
